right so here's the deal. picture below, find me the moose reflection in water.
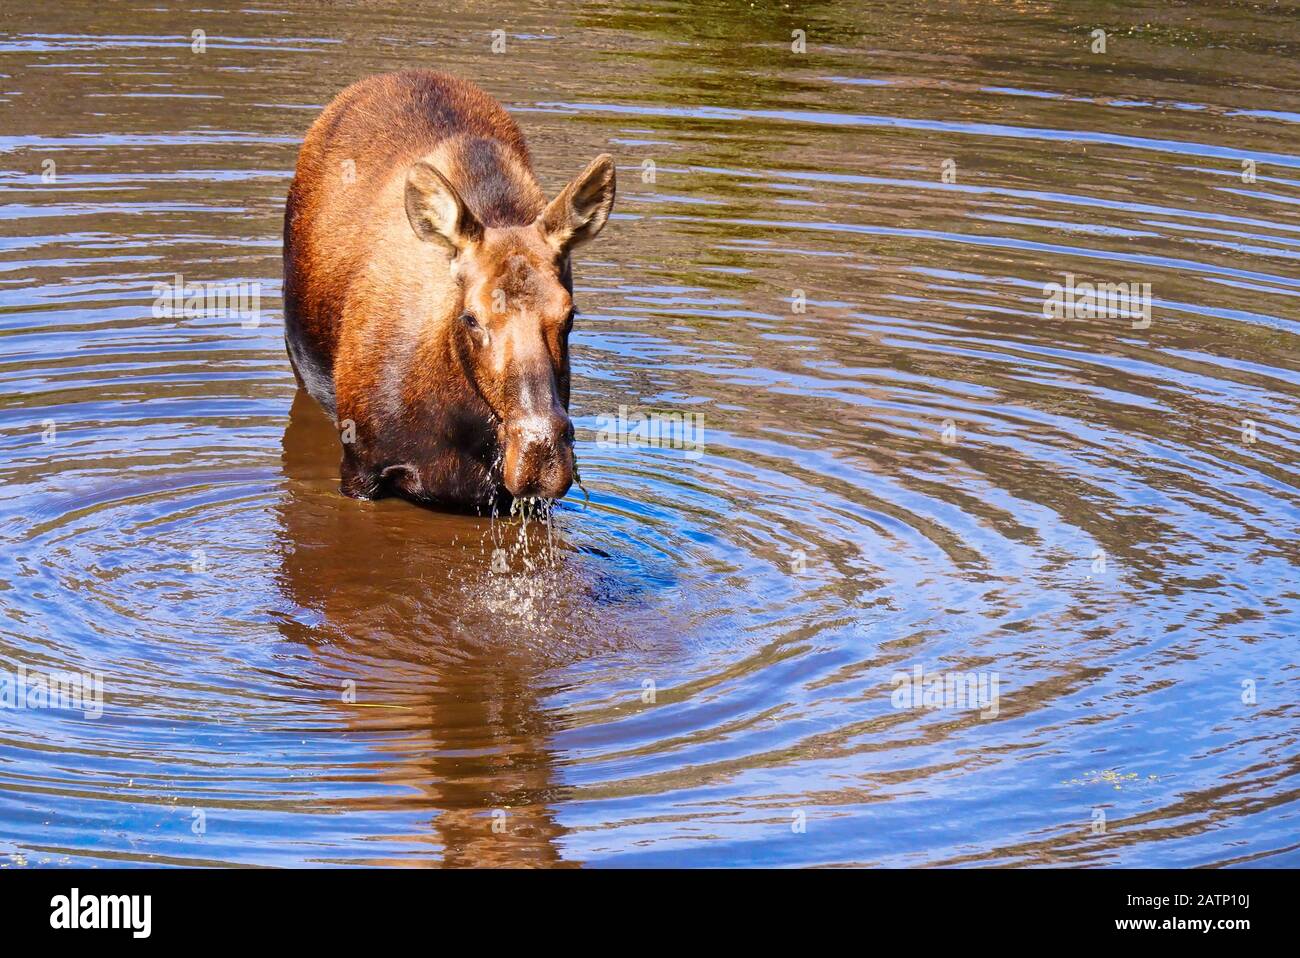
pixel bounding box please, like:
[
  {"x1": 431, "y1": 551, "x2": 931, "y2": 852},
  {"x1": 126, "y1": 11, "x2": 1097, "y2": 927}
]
[{"x1": 272, "y1": 391, "x2": 578, "y2": 866}]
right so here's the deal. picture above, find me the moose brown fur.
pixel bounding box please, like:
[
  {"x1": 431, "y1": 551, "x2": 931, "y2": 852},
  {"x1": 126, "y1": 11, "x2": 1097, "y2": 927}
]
[{"x1": 283, "y1": 70, "x2": 615, "y2": 510}]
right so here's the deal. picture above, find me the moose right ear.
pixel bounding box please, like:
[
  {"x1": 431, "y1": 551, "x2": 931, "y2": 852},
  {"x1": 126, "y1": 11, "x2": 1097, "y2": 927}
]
[
  {"x1": 405, "y1": 160, "x2": 483, "y2": 254},
  {"x1": 537, "y1": 154, "x2": 616, "y2": 254}
]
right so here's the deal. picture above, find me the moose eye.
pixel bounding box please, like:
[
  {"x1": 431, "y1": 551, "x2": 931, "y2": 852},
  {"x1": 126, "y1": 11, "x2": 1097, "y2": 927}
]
[
  {"x1": 461, "y1": 312, "x2": 480, "y2": 331},
  {"x1": 562, "y1": 309, "x2": 576, "y2": 334}
]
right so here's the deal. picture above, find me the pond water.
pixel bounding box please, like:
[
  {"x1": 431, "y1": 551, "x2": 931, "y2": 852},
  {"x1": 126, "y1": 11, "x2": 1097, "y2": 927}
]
[{"x1": 1, "y1": 0, "x2": 1297, "y2": 866}]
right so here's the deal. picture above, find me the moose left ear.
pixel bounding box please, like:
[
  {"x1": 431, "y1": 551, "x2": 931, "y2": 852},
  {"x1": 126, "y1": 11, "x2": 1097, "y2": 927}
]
[
  {"x1": 405, "y1": 158, "x2": 484, "y2": 255},
  {"x1": 536, "y1": 154, "x2": 616, "y2": 253}
]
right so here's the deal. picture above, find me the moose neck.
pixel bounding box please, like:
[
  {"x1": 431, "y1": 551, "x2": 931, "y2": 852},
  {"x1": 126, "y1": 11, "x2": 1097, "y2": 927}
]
[{"x1": 440, "y1": 136, "x2": 546, "y2": 228}]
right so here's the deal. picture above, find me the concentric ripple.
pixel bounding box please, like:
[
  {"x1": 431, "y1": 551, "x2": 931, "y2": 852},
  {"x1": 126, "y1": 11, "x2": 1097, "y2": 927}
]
[{"x1": 0, "y1": 0, "x2": 1297, "y2": 867}]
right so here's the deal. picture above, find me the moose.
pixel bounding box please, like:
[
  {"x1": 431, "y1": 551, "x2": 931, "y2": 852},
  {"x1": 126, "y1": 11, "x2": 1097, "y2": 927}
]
[{"x1": 283, "y1": 70, "x2": 616, "y2": 510}]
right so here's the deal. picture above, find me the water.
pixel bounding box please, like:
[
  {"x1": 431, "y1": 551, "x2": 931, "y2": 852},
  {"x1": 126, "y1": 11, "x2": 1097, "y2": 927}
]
[{"x1": 1, "y1": 0, "x2": 1297, "y2": 867}]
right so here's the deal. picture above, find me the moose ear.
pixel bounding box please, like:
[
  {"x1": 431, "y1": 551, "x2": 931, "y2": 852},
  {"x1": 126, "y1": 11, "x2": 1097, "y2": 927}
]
[
  {"x1": 536, "y1": 154, "x2": 616, "y2": 254},
  {"x1": 405, "y1": 159, "x2": 483, "y2": 253}
]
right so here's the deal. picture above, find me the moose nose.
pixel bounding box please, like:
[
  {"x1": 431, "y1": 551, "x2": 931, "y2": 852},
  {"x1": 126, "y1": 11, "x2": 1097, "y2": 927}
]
[
  {"x1": 503, "y1": 413, "x2": 574, "y2": 500},
  {"x1": 507, "y1": 413, "x2": 572, "y2": 451}
]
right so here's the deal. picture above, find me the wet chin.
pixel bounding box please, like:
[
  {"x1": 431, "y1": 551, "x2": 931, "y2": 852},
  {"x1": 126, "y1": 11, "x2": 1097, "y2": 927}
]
[{"x1": 503, "y1": 449, "x2": 574, "y2": 501}]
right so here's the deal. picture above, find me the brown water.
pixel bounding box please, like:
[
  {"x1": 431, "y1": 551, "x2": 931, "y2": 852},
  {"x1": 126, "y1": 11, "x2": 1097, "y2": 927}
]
[{"x1": 1, "y1": 0, "x2": 1298, "y2": 867}]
